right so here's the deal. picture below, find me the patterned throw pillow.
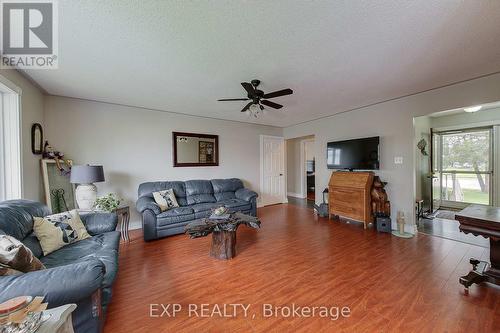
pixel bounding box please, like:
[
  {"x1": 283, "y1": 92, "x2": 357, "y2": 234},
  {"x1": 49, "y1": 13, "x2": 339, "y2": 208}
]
[
  {"x1": 153, "y1": 189, "x2": 179, "y2": 212},
  {"x1": 0, "y1": 235, "x2": 45, "y2": 276},
  {"x1": 33, "y1": 210, "x2": 91, "y2": 256},
  {"x1": 0, "y1": 263, "x2": 23, "y2": 276}
]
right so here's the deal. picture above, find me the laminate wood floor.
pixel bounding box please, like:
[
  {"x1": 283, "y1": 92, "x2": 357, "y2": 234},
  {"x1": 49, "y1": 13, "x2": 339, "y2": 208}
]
[{"x1": 105, "y1": 204, "x2": 500, "y2": 333}]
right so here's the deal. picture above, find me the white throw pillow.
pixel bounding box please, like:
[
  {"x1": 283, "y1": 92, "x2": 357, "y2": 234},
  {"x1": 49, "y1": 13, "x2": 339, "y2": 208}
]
[
  {"x1": 153, "y1": 189, "x2": 179, "y2": 212},
  {"x1": 33, "y1": 209, "x2": 91, "y2": 256}
]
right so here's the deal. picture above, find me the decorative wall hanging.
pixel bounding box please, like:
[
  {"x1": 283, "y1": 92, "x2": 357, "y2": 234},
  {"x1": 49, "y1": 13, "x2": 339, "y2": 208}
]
[
  {"x1": 31, "y1": 123, "x2": 43, "y2": 154},
  {"x1": 417, "y1": 138, "x2": 428, "y2": 156}
]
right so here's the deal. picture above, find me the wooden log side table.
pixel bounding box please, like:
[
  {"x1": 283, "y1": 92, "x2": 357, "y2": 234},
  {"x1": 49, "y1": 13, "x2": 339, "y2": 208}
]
[
  {"x1": 114, "y1": 205, "x2": 131, "y2": 242},
  {"x1": 456, "y1": 204, "x2": 500, "y2": 292},
  {"x1": 184, "y1": 212, "x2": 261, "y2": 260}
]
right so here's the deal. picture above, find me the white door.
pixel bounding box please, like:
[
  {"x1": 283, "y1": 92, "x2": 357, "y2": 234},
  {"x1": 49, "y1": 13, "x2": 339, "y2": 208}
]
[{"x1": 260, "y1": 135, "x2": 286, "y2": 206}]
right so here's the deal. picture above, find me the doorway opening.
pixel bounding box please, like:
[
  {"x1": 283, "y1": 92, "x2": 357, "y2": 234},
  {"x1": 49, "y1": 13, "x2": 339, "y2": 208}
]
[
  {"x1": 413, "y1": 101, "x2": 500, "y2": 247},
  {"x1": 286, "y1": 135, "x2": 315, "y2": 208}
]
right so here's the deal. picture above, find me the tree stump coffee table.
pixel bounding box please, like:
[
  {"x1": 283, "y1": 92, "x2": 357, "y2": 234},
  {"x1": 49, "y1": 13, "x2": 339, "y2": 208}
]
[{"x1": 184, "y1": 212, "x2": 261, "y2": 260}]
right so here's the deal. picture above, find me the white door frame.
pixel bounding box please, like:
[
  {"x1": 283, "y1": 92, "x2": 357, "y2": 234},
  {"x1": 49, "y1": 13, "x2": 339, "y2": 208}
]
[
  {"x1": 260, "y1": 135, "x2": 287, "y2": 206},
  {"x1": 300, "y1": 138, "x2": 315, "y2": 198},
  {"x1": 0, "y1": 75, "x2": 23, "y2": 201}
]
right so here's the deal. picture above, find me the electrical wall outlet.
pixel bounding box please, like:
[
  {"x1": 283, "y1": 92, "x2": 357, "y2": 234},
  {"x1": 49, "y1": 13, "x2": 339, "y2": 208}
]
[{"x1": 394, "y1": 156, "x2": 403, "y2": 164}]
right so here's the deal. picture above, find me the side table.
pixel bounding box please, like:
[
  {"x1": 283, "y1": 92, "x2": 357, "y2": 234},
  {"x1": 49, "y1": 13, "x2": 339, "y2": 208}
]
[
  {"x1": 114, "y1": 205, "x2": 130, "y2": 242},
  {"x1": 37, "y1": 304, "x2": 76, "y2": 333}
]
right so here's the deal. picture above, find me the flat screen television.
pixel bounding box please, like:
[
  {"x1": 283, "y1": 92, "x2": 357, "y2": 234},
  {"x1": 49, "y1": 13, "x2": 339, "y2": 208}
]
[{"x1": 327, "y1": 136, "x2": 380, "y2": 170}]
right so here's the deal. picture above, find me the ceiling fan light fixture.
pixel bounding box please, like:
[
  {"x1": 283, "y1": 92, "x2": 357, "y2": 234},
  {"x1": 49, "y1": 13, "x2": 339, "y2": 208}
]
[
  {"x1": 464, "y1": 105, "x2": 482, "y2": 113},
  {"x1": 218, "y1": 80, "x2": 293, "y2": 116},
  {"x1": 249, "y1": 103, "x2": 262, "y2": 118}
]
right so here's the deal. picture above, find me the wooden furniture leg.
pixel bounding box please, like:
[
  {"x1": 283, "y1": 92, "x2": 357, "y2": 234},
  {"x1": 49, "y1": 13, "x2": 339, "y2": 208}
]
[{"x1": 459, "y1": 239, "x2": 500, "y2": 292}]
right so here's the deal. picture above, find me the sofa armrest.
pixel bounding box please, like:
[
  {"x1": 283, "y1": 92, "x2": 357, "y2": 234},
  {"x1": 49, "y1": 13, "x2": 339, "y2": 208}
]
[
  {"x1": 136, "y1": 196, "x2": 161, "y2": 215},
  {"x1": 79, "y1": 212, "x2": 117, "y2": 235},
  {"x1": 0, "y1": 259, "x2": 105, "y2": 307},
  {"x1": 235, "y1": 188, "x2": 258, "y2": 202}
]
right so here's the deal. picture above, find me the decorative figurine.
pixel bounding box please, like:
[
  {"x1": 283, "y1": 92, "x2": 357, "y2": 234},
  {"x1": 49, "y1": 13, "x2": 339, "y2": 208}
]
[
  {"x1": 371, "y1": 176, "x2": 391, "y2": 217},
  {"x1": 391, "y1": 211, "x2": 414, "y2": 238}
]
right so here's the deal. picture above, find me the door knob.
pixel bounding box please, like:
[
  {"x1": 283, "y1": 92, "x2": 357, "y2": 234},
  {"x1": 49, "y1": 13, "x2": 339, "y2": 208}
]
[{"x1": 279, "y1": 174, "x2": 283, "y2": 176}]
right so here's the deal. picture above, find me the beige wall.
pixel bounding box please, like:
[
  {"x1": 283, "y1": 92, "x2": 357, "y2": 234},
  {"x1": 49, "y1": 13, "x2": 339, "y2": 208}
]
[
  {"x1": 0, "y1": 70, "x2": 45, "y2": 202},
  {"x1": 284, "y1": 73, "x2": 500, "y2": 233},
  {"x1": 44, "y1": 96, "x2": 282, "y2": 228}
]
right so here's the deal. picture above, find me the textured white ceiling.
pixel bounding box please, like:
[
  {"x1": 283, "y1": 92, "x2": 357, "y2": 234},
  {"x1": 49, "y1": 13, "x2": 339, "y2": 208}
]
[{"x1": 24, "y1": 1, "x2": 500, "y2": 127}]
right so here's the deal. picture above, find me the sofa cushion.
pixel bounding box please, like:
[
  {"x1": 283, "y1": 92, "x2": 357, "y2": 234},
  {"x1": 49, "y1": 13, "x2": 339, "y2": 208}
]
[
  {"x1": 157, "y1": 213, "x2": 195, "y2": 227},
  {"x1": 219, "y1": 199, "x2": 252, "y2": 211},
  {"x1": 194, "y1": 210, "x2": 212, "y2": 219},
  {"x1": 21, "y1": 233, "x2": 43, "y2": 258},
  {"x1": 211, "y1": 178, "x2": 244, "y2": 201},
  {"x1": 41, "y1": 232, "x2": 119, "y2": 266},
  {"x1": 0, "y1": 200, "x2": 51, "y2": 241},
  {"x1": 185, "y1": 180, "x2": 216, "y2": 205},
  {"x1": 157, "y1": 207, "x2": 194, "y2": 218},
  {"x1": 41, "y1": 231, "x2": 120, "y2": 287},
  {"x1": 138, "y1": 181, "x2": 188, "y2": 206},
  {"x1": 190, "y1": 203, "x2": 219, "y2": 213}
]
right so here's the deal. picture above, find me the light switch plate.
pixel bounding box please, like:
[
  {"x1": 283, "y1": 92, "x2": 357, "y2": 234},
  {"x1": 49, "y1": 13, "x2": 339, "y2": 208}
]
[{"x1": 394, "y1": 156, "x2": 403, "y2": 164}]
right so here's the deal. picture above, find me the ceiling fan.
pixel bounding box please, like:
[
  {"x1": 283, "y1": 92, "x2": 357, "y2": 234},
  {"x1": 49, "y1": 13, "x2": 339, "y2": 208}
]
[{"x1": 218, "y1": 80, "x2": 293, "y2": 115}]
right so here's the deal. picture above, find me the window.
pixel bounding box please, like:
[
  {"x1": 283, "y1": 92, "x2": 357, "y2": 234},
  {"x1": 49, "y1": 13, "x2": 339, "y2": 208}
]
[{"x1": 0, "y1": 76, "x2": 22, "y2": 201}]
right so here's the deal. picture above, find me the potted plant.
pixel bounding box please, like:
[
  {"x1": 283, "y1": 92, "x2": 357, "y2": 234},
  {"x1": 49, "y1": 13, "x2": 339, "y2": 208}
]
[{"x1": 94, "y1": 193, "x2": 121, "y2": 212}]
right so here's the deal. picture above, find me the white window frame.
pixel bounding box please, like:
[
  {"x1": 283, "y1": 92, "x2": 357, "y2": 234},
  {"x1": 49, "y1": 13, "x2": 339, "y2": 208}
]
[{"x1": 0, "y1": 74, "x2": 23, "y2": 201}]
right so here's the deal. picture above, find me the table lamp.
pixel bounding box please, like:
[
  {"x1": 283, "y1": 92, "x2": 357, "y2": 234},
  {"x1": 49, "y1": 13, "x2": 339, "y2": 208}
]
[{"x1": 70, "y1": 165, "x2": 105, "y2": 210}]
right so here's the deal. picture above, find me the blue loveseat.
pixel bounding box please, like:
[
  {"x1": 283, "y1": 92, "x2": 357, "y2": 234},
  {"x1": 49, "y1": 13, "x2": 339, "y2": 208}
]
[
  {"x1": 136, "y1": 178, "x2": 258, "y2": 241},
  {"x1": 0, "y1": 200, "x2": 119, "y2": 333}
]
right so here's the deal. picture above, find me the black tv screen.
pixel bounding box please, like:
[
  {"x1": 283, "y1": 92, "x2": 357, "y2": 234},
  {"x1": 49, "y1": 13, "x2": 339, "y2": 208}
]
[{"x1": 327, "y1": 136, "x2": 380, "y2": 170}]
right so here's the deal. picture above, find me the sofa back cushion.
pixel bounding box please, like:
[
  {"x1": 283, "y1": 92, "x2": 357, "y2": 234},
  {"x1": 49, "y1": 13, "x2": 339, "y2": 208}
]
[
  {"x1": 185, "y1": 180, "x2": 216, "y2": 205},
  {"x1": 138, "y1": 181, "x2": 188, "y2": 206},
  {"x1": 0, "y1": 200, "x2": 50, "y2": 255},
  {"x1": 211, "y1": 178, "x2": 244, "y2": 201}
]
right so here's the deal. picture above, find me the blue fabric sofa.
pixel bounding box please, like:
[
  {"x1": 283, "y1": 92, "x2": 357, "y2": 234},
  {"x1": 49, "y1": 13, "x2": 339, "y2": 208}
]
[
  {"x1": 0, "y1": 200, "x2": 119, "y2": 333},
  {"x1": 136, "y1": 178, "x2": 258, "y2": 241}
]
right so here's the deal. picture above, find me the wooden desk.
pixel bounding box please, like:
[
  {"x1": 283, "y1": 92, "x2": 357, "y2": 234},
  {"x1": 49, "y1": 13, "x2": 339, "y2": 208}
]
[
  {"x1": 328, "y1": 171, "x2": 374, "y2": 229},
  {"x1": 456, "y1": 204, "x2": 500, "y2": 291}
]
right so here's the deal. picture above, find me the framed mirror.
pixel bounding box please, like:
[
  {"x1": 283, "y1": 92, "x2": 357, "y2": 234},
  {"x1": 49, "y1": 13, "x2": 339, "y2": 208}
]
[
  {"x1": 173, "y1": 132, "x2": 219, "y2": 167},
  {"x1": 31, "y1": 123, "x2": 43, "y2": 154}
]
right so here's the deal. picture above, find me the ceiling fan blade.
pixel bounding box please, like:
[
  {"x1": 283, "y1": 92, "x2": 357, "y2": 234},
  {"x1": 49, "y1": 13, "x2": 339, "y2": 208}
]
[
  {"x1": 263, "y1": 88, "x2": 293, "y2": 99},
  {"x1": 218, "y1": 98, "x2": 250, "y2": 101},
  {"x1": 241, "y1": 82, "x2": 254, "y2": 94},
  {"x1": 241, "y1": 101, "x2": 254, "y2": 112},
  {"x1": 261, "y1": 100, "x2": 283, "y2": 109}
]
